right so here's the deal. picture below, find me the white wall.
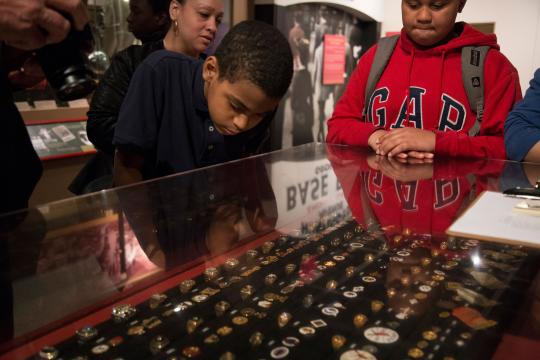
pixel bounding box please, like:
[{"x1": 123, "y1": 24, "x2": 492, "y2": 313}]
[{"x1": 382, "y1": 0, "x2": 540, "y2": 92}]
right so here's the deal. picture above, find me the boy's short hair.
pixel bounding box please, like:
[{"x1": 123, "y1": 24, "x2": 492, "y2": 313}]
[
  {"x1": 215, "y1": 20, "x2": 293, "y2": 99},
  {"x1": 149, "y1": 0, "x2": 172, "y2": 14}
]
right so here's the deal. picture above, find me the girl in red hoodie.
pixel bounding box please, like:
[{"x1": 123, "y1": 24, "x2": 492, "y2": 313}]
[{"x1": 327, "y1": 0, "x2": 521, "y2": 160}]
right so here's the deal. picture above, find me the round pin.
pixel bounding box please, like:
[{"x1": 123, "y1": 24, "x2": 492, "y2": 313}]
[
  {"x1": 303, "y1": 294, "x2": 314, "y2": 308},
  {"x1": 217, "y1": 326, "x2": 233, "y2": 336},
  {"x1": 149, "y1": 335, "x2": 170, "y2": 354},
  {"x1": 224, "y1": 258, "x2": 240, "y2": 271},
  {"x1": 339, "y1": 350, "x2": 377, "y2": 360},
  {"x1": 111, "y1": 304, "x2": 136, "y2": 322},
  {"x1": 76, "y1": 326, "x2": 98, "y2": 342},
  {"x1": 258, "y1": 300, "x2": 272, "y2": 309},
  {"x1": 265, "y1": 274, "x2": 278, "y2": 286},
  {"x1": 331, "y1": 335, "x2": 346, "y2": 351},
  {"x1": 182, "y1": 346, "x2": 201, "y2": 358},
  {"x1": 204, "y1": 334, "x2": 220, "y2": 344},
  {"x1": 397, "y1": 251, "x2": 410, "y2": 257},
  {"x1": 240, "y1": 307, "x2": 256, "y2": 318},
  {"x1": 91, "y1": 344, "x2": 110, "y2": 355},
  {"x1": 270, "y1": 346, "x2": 290, "y2": 359},
  {"x1": 299, "y1": 326, "x2": 316, "y2": 336},
  {"x1": 419, "y1": 285, "x2": 432, "y2": 293},
  {"x1": 149, "y1": 293, "x2": 167, "y2": 309},
  {"x1": 362, "y1": 276, "x2": 376, "y2": 283},
  {"x1": 326, "y1": 280, "x2": 338, "y2": 290},
  {"x1": 38, "y1": 346, "x2": 59, "y2": 360},
  {"x1": 108, "y1": 336, "x2": 124, "y2": 347},
  {"x1": 232, "y1": 316, "x2": 249, "y2": 326},
  {"x1": 343, "y1": 291, "x2": 358, "y2": 298},
  {"x1": 249, "y1": 332, "x2": 264, "y2": 347},
  {"x1": 277, "y1": 312, "x2": 292, "y2": 327},
  {"x1": 364, "y1": 254, "x2": 375, "y2": 263},
  {"x1": 127, "y1": 325, "x2": 145, "y2": 336},
  {"x1": 322, "y1": 307, "x2": 339, "y2": 317},
  {"x1": 324, "y1": 261, "x2": 337, "y2": 268},
  {"x1": 390, "y1": 257, "x2": 403, "y2": 262},
  {"x1": 395, "y1": 312, "x2": 408, "y2": 320},
  {"x1": 353, "y1": 314, "x2": 368, "y2": 328},
  {"x1": 423, "y1": 330, "x2": 437, "y2": 341},
  {"x1": 348, "y1": 243, "x2": 365, "y2": 250},
  {"x1": 364, "y1": 327, "x2": 399, "y2": 344},
  {"x1": 408, "y1": 347, "x2": 424, "y2": 358},
  {"x1": 192, "y1": 294, "x2": 209, "y2": 303},
  {"x1": 333, "y1": 255, "x2": 346, "y2": 261},
  {"x1": 282, "y1": 336, "x2": 300, "y2": 347}
]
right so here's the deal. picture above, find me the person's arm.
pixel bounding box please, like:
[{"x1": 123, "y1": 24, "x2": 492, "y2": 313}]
[
  {"x1": 113, "y1": 59, "x2": 162, "y2": 185},
  {"x1": 434, "y1": 52, "x2": 522, "y2": 159},
  {"x1": 326, "y1": 46, "x2": 384, "y2": 148},
  {"x1": 113, "y1": 147, "x2": 144, "y2": 187},
  {"x1": 505, "y1": 69, "x2": 540, "y2": 162},
  {"x1": 524, "y1": 142, "x2": 540, "y2": 163},
  {"x1": 0, "y1": 0, "x2": 87, "y2": 50},
  {"x1": 87, "y1": 47, "x2": 137, "y2": 156}
]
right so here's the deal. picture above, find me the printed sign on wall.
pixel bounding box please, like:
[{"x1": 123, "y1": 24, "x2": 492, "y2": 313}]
[{"x1": 323, "y1": 34, "x2": 346, "y2": 85}]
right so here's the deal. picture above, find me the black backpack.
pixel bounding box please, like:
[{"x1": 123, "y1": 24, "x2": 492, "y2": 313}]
[{"x1": 362, "y1": 35, "x2": 489, "y2": 136}]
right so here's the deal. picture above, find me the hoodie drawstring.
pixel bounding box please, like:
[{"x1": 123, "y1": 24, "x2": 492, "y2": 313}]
[
  {"x1": 405, "y1": 48, "x2": 415, "y2": 126},
  {"x1": 436, "y1": 50, "x2": 447, "y2": 131}
]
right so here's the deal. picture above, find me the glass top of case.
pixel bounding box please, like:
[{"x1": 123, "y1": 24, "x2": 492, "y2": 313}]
[{"x1": 1, "y1": 143, "x2": 540, "y2": 359}]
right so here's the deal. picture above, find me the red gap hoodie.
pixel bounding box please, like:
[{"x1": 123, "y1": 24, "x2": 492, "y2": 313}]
[{"x1": 327, "y1": 22, "x2": 522, "y2": 159}]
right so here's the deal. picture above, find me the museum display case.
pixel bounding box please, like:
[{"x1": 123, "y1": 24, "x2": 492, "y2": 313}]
[{"x1": 1, "y1": 143, "x2": 539, "y2": 359}]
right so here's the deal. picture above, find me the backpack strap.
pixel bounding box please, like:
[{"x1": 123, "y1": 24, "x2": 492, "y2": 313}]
[
  {"x1": 363, "y1": 35, "x2": 399, "y2": 119},
  {"x1": 461, "y1": 45, "x2": 490, "y2": 136}
]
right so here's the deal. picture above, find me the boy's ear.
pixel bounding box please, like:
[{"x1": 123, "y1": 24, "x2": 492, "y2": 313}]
[
  {"x1": 156, "y1": 13, "x2": 169, "y2": 27},
  {"x1": 203, "y1": 56, "x2": 219, "y2": 82}
]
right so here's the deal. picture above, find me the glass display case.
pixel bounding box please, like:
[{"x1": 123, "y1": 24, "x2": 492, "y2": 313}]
[{"x1": 1, "y1": 143, "x2": 540, "y2": 360}]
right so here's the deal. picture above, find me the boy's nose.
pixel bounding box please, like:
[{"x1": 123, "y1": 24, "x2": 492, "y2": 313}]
[
  {"x1": 233, "y1": 114, "x2": 249, "y2": 131},
  {"x1": 417, "y1": 7, "x2": 432, "y2": 23}
]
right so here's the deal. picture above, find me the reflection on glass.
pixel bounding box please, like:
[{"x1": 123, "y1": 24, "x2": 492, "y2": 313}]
[{"x1": 2, "y1": 144, "x2": 540, "y2": 359}]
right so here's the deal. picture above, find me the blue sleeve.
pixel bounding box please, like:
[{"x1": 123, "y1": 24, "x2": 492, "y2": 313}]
[
  {"x1": 113, "y1": 62, "x2": 163, "y2": 151},
  {"x1": 504, "y1": 68, "x2": 540, "y2": 161}
]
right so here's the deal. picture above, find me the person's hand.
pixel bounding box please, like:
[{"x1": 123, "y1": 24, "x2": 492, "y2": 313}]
[
  {"x1": 367, "y1": 155, "x2": 434, "y2": 182},
  {"x1": 0, "y1": 0, "x2": 88, "y2": 50},
  {"x1": 395, "y1": 151, "x2": 434, "y2": 161},
  {"x1": 367, "y1": 129, "x2": 388, "y2": 154},
  {"x1": 378, "y1": 128, "x2": 436, "y2": 157}
]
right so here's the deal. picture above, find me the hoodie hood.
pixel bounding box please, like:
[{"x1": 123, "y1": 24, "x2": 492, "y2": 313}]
[{"x1": 399, "y1": 22, "x2": 499, "y2": 55}]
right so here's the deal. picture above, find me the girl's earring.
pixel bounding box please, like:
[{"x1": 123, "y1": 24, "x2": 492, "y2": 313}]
[{"x1": 174, "y1": 20, "x2": 179, "y2": 35}]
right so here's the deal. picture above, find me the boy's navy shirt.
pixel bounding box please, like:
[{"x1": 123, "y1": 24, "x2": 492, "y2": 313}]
[{"x1": 114, "y1": 50, "x2": 250, "y2": 180}]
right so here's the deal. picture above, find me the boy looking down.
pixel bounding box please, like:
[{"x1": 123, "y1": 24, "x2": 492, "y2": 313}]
[{"x1": 113, "y1": 20, "x2": 293, "y2": 186}]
